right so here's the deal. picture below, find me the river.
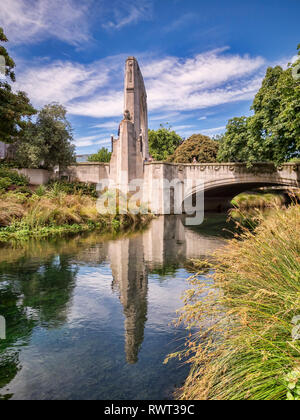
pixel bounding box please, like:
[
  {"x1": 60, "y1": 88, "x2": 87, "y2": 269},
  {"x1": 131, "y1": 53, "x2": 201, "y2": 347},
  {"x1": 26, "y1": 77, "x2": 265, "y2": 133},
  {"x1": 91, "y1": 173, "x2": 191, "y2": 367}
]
[{"x1": 0, "y1": 214, "x2": 231, "y2": 400}]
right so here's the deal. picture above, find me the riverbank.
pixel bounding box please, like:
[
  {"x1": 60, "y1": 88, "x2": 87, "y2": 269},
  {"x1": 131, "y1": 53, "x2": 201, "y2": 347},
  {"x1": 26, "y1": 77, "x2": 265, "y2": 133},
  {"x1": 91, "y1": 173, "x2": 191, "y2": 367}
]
[
  {"x1": 169, "y1": 203, "x2": 300, "y2": 400},
  {"x1": 0, "y1": 174, "x2": 152, "y2": 244}
]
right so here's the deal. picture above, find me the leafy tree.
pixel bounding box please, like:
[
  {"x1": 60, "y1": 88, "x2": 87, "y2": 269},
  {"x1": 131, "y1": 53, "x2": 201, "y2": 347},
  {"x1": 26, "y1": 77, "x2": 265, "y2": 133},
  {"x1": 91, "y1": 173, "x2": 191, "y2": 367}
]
[
  {"x1": 0, "y1": 27, "x2": 36, "y2": 143},
  {"x1": 88, "y1": 147, "x2": 111, "y2": 163},
  {"x1": 14, "y1": 103, "x2": 75, "y2": 169},
  {"x1": 168, "y1": 134, "x2": 219, "y2": 163},
  {"x1": 218, "y1": 45, "x2": 300, "y2": 166},
  {"x1": 216, "y1": 116, "x2": 253, "y2": 163},
  {"x1": 148, "y1": 124, "x2": 183, "y2": 161}
]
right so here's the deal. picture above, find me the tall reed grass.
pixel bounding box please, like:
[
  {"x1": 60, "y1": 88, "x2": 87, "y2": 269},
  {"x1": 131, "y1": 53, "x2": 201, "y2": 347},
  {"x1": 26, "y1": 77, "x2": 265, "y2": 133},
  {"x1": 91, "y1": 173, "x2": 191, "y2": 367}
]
[
  {"x1": 167, "y1": 203, "x2": 300, "y2": 400},
  {"x1": 0, "y1": 188, "x2": 152, "y2": 243}
]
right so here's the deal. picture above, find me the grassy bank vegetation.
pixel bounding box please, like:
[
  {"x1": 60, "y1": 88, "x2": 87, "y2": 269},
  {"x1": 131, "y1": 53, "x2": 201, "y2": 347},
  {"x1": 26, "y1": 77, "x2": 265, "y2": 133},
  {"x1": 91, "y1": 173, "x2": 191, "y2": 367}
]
[
  {"x1": 0, "y1": 168, "x2": 152, "y2": 244},
  {"x1": 229, "y1": 190, "x2": 296, "y2": 228},
  {"x1": 231, "y1": 191, "x2": 286, "y2": 210},
  {"x1": 167, "y1": 203, "x2": 300, "y2": 400}
]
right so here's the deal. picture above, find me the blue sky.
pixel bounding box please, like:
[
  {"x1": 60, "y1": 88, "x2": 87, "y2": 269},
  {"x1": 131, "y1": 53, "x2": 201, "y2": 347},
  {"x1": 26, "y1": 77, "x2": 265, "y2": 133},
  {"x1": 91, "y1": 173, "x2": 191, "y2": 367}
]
[{"x1": 0, "y1": 0, "x2": 299, "y2": 154}]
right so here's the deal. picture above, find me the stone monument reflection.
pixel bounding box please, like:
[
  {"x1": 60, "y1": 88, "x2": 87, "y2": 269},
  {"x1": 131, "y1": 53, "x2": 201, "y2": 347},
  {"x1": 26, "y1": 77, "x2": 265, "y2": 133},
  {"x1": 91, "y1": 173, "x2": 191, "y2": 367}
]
[
  {"x1": 108, "y1": 216, "x2": 224, "y2": 364},
  {"x1": 109, "y1": 235, "x2": 148, "y2": 364}
]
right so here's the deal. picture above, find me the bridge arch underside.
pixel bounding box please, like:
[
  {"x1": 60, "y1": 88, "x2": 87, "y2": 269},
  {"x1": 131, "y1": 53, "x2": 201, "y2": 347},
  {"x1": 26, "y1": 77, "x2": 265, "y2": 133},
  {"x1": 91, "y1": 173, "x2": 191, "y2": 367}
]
[{"x1": 187, "y1": 178, "x2": 299, "y2": 212}]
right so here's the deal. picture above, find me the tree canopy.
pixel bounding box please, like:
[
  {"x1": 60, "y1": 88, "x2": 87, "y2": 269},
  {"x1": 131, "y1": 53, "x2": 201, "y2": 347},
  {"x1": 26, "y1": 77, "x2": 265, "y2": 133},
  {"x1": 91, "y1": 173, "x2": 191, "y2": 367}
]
[
  {"x1": 167, "y1": 134, "x2": 219, "y2": 163},
  {"x1": 0, "y1": 27, "x2": 36, "y2": 144},
  {"x1": 88, "y1": 147, "x2": 112, "y2": 163},
  {"x1": 148, "y1": 124, "x2": 183, "y2": 161},
  {"x1": 218, "y1": 45, "x2": 300, "y2": 166},
  {"x1": 14, "y1": 103, "x2": 75, "y2": 169}
]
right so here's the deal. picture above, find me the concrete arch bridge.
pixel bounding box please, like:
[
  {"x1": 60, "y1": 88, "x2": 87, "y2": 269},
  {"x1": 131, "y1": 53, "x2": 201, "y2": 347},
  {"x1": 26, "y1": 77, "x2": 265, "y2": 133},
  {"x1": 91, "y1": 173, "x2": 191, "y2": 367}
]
[{"x1": 141, "y1": 161, "x2": 300, "y2": 213}]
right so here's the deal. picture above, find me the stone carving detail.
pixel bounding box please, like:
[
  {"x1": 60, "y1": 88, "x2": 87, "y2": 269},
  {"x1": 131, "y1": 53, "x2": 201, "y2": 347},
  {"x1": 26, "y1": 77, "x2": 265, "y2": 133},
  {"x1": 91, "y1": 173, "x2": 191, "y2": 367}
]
[
  {"x1": 128, "y1": 61, "x2": 133, "y2": 83},
  {"x1": 124, "y1": 110, "x2": 131, "y2": 121}
]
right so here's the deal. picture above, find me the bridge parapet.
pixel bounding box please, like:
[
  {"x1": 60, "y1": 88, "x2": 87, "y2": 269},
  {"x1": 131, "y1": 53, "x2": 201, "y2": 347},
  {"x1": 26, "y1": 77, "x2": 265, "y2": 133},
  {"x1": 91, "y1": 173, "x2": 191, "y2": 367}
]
[
  {"x1": 143, "y1": 162, "x2": 299, "y2": 213},
  {"x1": 144, "y1": 161, "x2": 299, "y2": 181}
]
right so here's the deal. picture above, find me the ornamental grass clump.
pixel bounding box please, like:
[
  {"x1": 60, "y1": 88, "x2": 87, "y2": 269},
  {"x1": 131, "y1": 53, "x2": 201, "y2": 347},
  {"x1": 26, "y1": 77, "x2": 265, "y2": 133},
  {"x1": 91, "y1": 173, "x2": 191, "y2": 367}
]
[{"x1": 167, "y1": 203, "x2": 300, "y2": 400}]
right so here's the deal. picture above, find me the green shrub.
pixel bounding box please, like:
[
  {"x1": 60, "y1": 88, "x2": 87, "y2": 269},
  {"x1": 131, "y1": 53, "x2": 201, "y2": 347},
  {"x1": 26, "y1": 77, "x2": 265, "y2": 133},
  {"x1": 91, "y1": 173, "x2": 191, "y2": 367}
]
[
  {"x1": 0, "y1": 177, "x2": 13, "y2": 191},
  {"x1": 47, "y1": 180, "x2": 97, "y2": 197},
  {"x1": 35, "y1": 185, "x2": 47, "y2": 197},
  {"x1": 0, "y1": 168, "x2": 29, "y2": 186},
  {"x1": 16, "y1": 186, "x2": 33, "y2": 196}
]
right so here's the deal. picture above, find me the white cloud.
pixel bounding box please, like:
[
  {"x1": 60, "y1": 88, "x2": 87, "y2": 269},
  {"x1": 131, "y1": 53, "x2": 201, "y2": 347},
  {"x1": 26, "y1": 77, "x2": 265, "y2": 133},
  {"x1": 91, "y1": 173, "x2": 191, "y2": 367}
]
[
  {"x1": 0, "y1": 0, "x2": 92, "y2": 45},
  {"x1": 201, "y1": 126, "x2": 226, "y2": 135},
  {"x1": 74, "y1": 135, "x2": 111, "y2": 148},
  {"x1": 68, "y1": 91, "x2": 123, "y2": 118},
  {"x1": 102, "y1": 0, "x2": 152, "y2": 30},
  {"x1": 15, "y1": 60, "x2": 111, "y2": 106},
  {"x1": 149, "y1": 112, "x2": 181, "y2": 121},
  {"x1": 143, "y1": 49, "x2": 265, "y2": 112},
  {"x1": 91, "y1": 121, "x2": 120, "y2": 130},
  {"x1": 15, "y1": 48, "x2": 266, "y2": 123},
  {"x1": 172, "y1": 125, "x2": 195, "y2": 131},
  {"x1": 162, "y1": 13, "x2": 195, "y2": 33}
]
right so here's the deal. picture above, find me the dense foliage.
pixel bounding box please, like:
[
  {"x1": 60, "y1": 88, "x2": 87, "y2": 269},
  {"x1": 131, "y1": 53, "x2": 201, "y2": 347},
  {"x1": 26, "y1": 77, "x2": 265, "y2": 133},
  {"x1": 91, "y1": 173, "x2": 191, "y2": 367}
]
[
  {"x1": 0, "y1": 27, "x2": 36, "y2": 144},
  {"x1": 167, "y1": 134, "x2": 219, "y2": 163},
  {"x1": 46, "y1": 180, "x2": 98, "y2": 198},
  {"x1": 13, "y1": 104, "x2": 76, "y2": 169},
  {"x1": 88, "y1": 147, "x2": 111, "y2": 163},
  {"x1": 148, "y1": 124, "x2": 183, "y2": 161},
  {"x1": 218, "y1": 45, "x2": 300, "y2": 166},
  {"x1": 167, "y1": 202, "x2": 300, "y2": 400},
  {"x1": 0, "y1": 167, "x2": 29, "y2": 188}
]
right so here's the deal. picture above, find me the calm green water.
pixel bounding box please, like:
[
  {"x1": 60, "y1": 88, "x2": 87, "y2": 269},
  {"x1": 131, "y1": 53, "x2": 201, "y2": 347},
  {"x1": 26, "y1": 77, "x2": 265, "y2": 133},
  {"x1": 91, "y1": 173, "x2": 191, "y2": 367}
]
[{"x1": 0, "y1": 214, "x2": 230, "y2": 400}]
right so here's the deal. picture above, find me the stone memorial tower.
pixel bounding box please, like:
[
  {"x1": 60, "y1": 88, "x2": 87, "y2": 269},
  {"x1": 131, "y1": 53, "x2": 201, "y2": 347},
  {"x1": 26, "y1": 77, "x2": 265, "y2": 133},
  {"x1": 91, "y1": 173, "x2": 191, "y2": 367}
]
[{"x1": 110, "y1": 57, "x2": 149, "y2": 190}]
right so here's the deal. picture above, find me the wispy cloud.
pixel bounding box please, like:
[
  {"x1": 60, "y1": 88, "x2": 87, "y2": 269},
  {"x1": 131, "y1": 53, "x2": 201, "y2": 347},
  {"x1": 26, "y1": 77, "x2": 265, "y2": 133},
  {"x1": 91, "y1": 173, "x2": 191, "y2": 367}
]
[
  {"x1": 74, "y1": 135, "x2": 111, "y2": 148},
  {"x1": 0, "y1": 0, "x2": 92, "y2": 45},
  {"x1": 163, "y1": 13, "x2": 196, "y2": 33},
  {"x1": 201, "y1": 126, "x2": 226, "y2": 135},
  {"x1": 102, "y1": 0, "x2": 152, "y2": 30},
  {"x1": 91, "y1": 121, "x2": 120, "y2": 130},
  {"x1": 15, "y1": 48, "x2": 266, "y2": 122},
  {"x1": 15, "y1": 55, "x2": 125, "y2": 110},
  {"x1": 143, "y1": 48, "x2": 265, "y2": 112},
  {"x1": 172, "y1": 125, "x2": 195, "y2": 131}
]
